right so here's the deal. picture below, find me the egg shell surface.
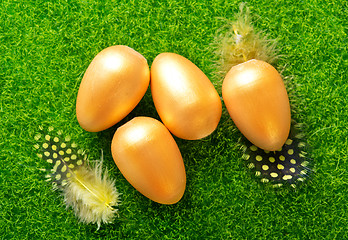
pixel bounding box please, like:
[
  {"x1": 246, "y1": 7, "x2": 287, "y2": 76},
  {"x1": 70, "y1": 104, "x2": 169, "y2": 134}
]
[
  {"x1": 151, "y1": 53, "x2": 222, "y2": 140},
  {"x1": 76, "y1": 45, "x2": 150, "y2": 132},
  {"x1": 222, "y1": 59, "x2": 291, "y2": 151},
  {"x1": 111, "y1": 117, "x2": 186, "y2": 204}
]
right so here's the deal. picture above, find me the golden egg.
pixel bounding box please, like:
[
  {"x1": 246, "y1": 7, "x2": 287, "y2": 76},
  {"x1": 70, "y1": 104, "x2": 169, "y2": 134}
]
[
  {"x1": 150, "y1": 53, "x2": 222, "y2": 140},
  {"x1": 76, "y1": 45, "x2": 150, "y2": 132},
  {"x1": 222, "y1": 59, "x2": 291, "y2": 151},
  {"x1": 111, "y1": 117, "x2": 186, "y2": 204}
]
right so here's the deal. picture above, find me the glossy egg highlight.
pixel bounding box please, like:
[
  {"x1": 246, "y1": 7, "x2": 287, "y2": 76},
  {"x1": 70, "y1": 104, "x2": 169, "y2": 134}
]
[
  {"x1": 111, "y1": 117, "x2": 186, "y2": 204},
  {"x1": 151, "y1": 53, "x2": 222, "y2": 140},
  {"x1": 222, "y1": 59, "x2": 291, "y2": 151},
  {"x1": 76, "y1": 45, "x2": 150, "y2": 132}
]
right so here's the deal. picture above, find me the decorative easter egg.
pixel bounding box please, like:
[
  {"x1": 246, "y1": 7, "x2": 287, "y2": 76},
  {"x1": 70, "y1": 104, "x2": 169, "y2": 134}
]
[
  {"x1": 111, "y1": 117, "x2": 186, "y2": 204},
  {"x1": 222, "y1": 59, "x2": 291, "y2": 151},
  {"x1": 150, "y1": 53, "x2": 222, "y2": 140},
  {"x1": 76, "y1": 45, "x2": 150, "y2": 132}
]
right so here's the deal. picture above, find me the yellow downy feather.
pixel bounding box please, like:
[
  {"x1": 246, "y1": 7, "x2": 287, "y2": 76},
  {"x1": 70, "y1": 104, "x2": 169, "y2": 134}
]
[
  {"x1": 63, "y1": 157, "x2": 120, "y2": 229},
  {"x1": 35, "y1": 127, "x2": 121, "y2": 229},
  {"x1": 213, "y1": 3, "x2": 280, "y2": 79}
]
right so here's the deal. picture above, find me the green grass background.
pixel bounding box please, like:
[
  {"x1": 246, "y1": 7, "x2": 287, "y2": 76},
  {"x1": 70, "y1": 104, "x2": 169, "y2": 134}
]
[{"x1": 1, "y1": 0, "x2": 347, "y2": 239}]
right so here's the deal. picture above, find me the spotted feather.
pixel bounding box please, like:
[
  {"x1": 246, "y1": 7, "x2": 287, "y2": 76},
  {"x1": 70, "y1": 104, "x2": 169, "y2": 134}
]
[
  {"x1": 240, "y1": 122, "x2": 312, "y2": 187},
  {"x1": 34, "y1": 126, "x2": 85, "y2": 189}
]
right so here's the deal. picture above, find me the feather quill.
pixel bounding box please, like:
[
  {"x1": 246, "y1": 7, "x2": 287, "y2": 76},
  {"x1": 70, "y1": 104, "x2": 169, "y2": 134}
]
[{"x1": 34, "y1": 126, "x2": 121, "y2": 229}]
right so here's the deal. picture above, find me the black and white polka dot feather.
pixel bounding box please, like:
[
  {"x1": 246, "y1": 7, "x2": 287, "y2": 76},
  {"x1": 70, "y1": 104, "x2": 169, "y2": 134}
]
[{"x1": 240, "y1": 123, "x2": 311, "y2": 187}]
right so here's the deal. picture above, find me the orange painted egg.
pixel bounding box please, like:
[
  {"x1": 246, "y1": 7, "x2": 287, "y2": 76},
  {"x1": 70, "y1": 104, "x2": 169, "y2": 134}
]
[
  {"x1": 222, "y1": 59, "x2": 291, "y2": 151},
  {"x1": 111, "y1": 117, "x2": 186, "y2": 204},
  {"x1": 76, "y1": 45, "x2": 150, "y2": 132},
  {"x1": 151, "y1": 53, "x2": 222, "y2": 140}
]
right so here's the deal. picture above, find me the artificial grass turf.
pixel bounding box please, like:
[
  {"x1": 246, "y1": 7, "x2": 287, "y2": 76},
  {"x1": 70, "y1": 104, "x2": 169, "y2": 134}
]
[{"x1": 0, "y1": 0, "x2": 347, "y2": 239}]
